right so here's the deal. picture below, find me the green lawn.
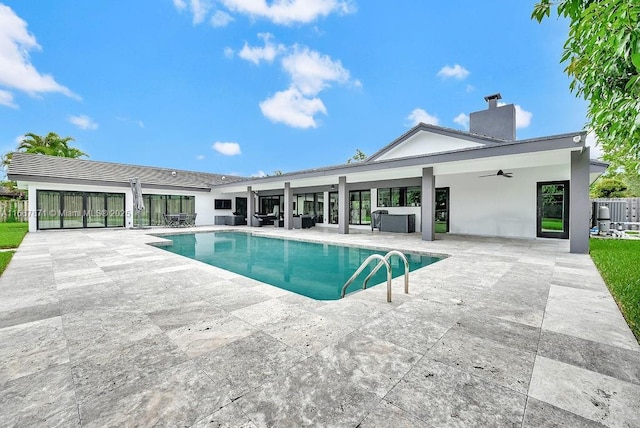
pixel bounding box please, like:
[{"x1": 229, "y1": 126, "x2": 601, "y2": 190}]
[
  {"x1": 541, "y1": 218, "x2": 564, "y2": 231},
  {"x1": 0, "y1": 222, "x2": 28, "y2": 249},
  {"x1": 0, "y1": 223, "x2": 28, "y2": 275},
  {"x1": 590, "y1": 238, "x2": 640, "y2": 342},
  {"x1": 0, "y1": 251, "x2": 15, "y2": 275},
  {"x1": 435, "y1": 221, "x2": 448, "y2": 233}
]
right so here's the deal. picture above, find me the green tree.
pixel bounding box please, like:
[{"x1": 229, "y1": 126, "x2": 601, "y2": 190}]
[
  {"x1": 347, "y1": 149, "x2": 367, "y2": 164},
  {"x1": 590, "y1": 177, "x2": 628, "y2": 198},
  {"x1": 2, "y1": 132, "x2": 87, "y2": 169},
  {"x1": 532, "y1": 1, "x2": 640, "y2": 168}
]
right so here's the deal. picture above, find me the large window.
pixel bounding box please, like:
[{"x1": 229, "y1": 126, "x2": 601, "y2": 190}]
[
  {"x1": 259, "y1": 196, "x2": 282, "y2": 216},
  {"x1": 141, "y1": 194, "x2": 195, "y2": 226},
  {"x1": 349, "y1": 190, "x2": 371, "y2": 225},
  {"x1": 377, "y1": 186, "x2": 421, "y2": 207},
  {"x1": 37, "y1": 190, "x2": 125, "y2": 230},
  {"x1": 294, "y1": 193, "x2": 324, "y2": 222}
]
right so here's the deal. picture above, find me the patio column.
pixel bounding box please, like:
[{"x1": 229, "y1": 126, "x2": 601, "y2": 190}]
[
  {"x1": 570, "y1": 148, "x2": 590, "y2": 254},
  {"x1": 338, "y1": 176, "x2": 349, "y2": 234},
  {"x1": 247, "y1": 186, "x2": 256, "y2": 226},
  {"x1": 284, "y1": 182, "x2": 293, "y2": 230},
  {"x1": 421, "y1": 167, "x2": 435, "y2": 241}
]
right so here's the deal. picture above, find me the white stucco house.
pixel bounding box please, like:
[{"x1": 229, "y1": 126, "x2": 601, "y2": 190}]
[{"x1": 7, "y1": 94, "x2": 607, "y2": 254}]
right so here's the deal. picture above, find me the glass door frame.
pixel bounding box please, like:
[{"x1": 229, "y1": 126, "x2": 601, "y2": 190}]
[
  {"x1": 435, "y1": 187, "x2": 450, "y2": 233},
  {"x1": 536, "y1": 180, "x2": 570, "y2": 239}
]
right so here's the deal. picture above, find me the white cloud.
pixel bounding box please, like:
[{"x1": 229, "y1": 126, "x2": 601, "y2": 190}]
[
  {"x1": 172, "y1": 0, "x2": 211, "y2": 24},
  {"x1": 223, "y1": 47, "x2": 234, "y2": 58},
  {"x1": 0, "y1": 89, "x2": 17, "y2": 108},
  {"x1": 453, "y1": 113, "x2": 469, "y2": 129},
  {"x1": 220, "y1": 0, "x2": 355, "y2": 25},
  {"x1": 213, "y1": 141, "x2": 241, "y2": 156},
  {"x1": 235, "y1": 35, "x2": 355, "y2": 128},
  {"x1": 68, "y1": 114, "x2": 98, "y2": 130},
  {"x1": 282, "y1": 46, "x2": 351, "y2": 95},
  {"x1": 238, "y1": 33, "x2": 283, "y2": 65},
  {"x1": 260, "y1": 88, "x2": 326, "y2": 128},
  {"x1": 407, "y1": 108, "x2": 439, "y2": 126},
  {"x1": 116, "y1": 116, "x2": 144, "y2": 128},
  {"x1": 514, "y1": 105, "x2": 533, "y2": 129},
  {"x1": 437, "y1": 64, "x2": 470, "y2": 80},
  {"x1": 173, "y1": 0, "x2": 187, "y2": 10},
  {"x1": 466, "y1": 84, "x2": 475, "y2": 93},
  {"x1": 196, "y1": 154, "x2": 205, "y2": 160},
  {"x1": 0, "y1": 5, "x2": 76, "y2": 100},
  {"x1": 210, "y1": 10, "x2": 234, "y2": 27},
  {"x1": 585, "y1": 131, "x2": 603, "y2": 160},
  {"x1": 252, "y1": 170, "x2": 267, "y2": 177}
]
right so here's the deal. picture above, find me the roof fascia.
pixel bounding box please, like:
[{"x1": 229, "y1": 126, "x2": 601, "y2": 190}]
[
  {"x1": 214, "y1": 134, "x2": 583, "y2": 190},
  {"x1": 8, "y1": 175, "x2": 211, "y2": 193}
]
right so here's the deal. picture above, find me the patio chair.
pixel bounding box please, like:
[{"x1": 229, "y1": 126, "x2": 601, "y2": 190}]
[
  {"x1": 251, "y1": 214, "x2": 264, "y2": 227},
  {"x1": 163, "y1": 213, "x2": 178, "y2": 227},
  {"x1": 178, "y1": 213, "x2": 188, "y2": 227}
]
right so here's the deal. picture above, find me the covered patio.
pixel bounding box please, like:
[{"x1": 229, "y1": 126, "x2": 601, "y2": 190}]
[{"x1": 1, "y1": 227, "x2": 638, "y2": 426}]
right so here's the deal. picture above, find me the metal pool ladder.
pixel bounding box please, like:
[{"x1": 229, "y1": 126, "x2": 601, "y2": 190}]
[{"x1": 340, "y1": 250, "x2": 410, "y2": 302}]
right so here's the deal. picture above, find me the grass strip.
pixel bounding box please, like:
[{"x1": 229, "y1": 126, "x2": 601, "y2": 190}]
[
  {"x1": 0, "y1": 251, "x2": 15, "y2": 275},
  {"x1": 590, "y1": 238, "x2": 640, "y2": 342},
  {"x1": 0, "y1": 222, "x2": 28, "y2": 249}
]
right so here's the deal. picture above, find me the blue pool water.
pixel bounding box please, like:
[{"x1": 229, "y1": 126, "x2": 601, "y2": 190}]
[{"x1": 159, "y1": 232, "x2": 441, "y2": 300}]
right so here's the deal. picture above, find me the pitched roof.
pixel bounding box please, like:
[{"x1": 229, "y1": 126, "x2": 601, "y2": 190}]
[
  {"x1": 365, "y1": 122, "x2": 503, "y2": 162},
  {"x1": 7, "y1": 152, "x2": 246, "y2": 191}
]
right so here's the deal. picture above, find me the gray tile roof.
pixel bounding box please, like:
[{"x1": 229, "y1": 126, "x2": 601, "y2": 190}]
[{"x1": 7, "y1": 152, "x2": 247, "y2": 190}]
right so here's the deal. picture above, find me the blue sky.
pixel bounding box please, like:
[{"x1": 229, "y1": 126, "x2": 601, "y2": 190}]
[{"x1": 0, "y1": 1, "x2": 598, "y2": 178}]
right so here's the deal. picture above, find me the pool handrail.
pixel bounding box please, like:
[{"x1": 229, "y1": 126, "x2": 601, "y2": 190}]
[
  {"x1": 363, "y1": 250, "x2": 409, "y2": 295},
  {"x1": 340, "y1": 254, "x2": 392, "y2": 302}
]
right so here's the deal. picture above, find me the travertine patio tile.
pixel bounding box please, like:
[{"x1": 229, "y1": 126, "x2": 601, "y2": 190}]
[
  {"x1": 195, "y1": 331, "x2": 306, "y2": 398},
  {"x1": 0, "y1": 364, "x2": 79, "y2": 427},
  {"x1": 538, "y1": 330, "x2": 640, "y2": 385},
  {"x1": 427, "y1": 325, "x2": 536, "y2": 394},
  {"x1": 235, "y1": 354, "x2": 380, "y2": 427},
  {"x1": 62, "y1": 308, "x2": 163, "y2": 361},
  {"x1": 358, "y1": 399, "x2": 430, "y2": 427},
  {"x1": 385, "y1": 358, "x2": 526, "y2": 427},
  {"x1": 166, "y1": 314, "x2": 256, "y2": 358},
  {"x1": 543, "y1": 285, "x2": 638, "y2": 351},
  {"x1": 529, "y1": 356, "x2": 640, "y2": 427},
  {"x1": 0, "y1": 316, "x2": 69, "y2": 385},
  {"x1": 79, "y1": 360, "x2": 230, "y2": 428},
  {"x1": 522, "y1": 397, "x2": 606, "y2": 427},
  {"x1": 0, "y1": 301, "x2": 60, "y2": 329},
  {"x1": 317, "y1": 330, "x2": 421, "y2": 397},
  {"x1": 192, "y1": 402, "x2": 257, "y2": 427},
  {"x1": 0, "y1": 228, "x2": 637, "y2": 427}
]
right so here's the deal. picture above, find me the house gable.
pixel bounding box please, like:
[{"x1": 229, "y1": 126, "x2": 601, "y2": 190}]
[{"x1": 367, "y1": 124, "x2": 496, "y2": 162}]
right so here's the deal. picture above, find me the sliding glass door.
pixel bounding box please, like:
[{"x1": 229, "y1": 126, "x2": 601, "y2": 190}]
[{"x1": 37, "y1": 190, "x2": 125, "y2": 230}]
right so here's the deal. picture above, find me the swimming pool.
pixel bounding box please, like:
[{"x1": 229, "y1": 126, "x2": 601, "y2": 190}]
[{"x1": 159, "y1": 231, "x2": 441, "y2": 300}]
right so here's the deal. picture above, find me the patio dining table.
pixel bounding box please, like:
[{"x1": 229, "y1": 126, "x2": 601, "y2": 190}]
[{"x1": 164, "y1": 213, "x2": 196, "y2": 227}]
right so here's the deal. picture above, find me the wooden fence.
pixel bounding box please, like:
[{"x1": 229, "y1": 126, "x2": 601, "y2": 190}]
[
  {"x1": 0, "y1": 200, "x2": 29, "y2": 222},
  {"x1": 591, "y1": 198, "x2": 640, "y2": 230}
]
